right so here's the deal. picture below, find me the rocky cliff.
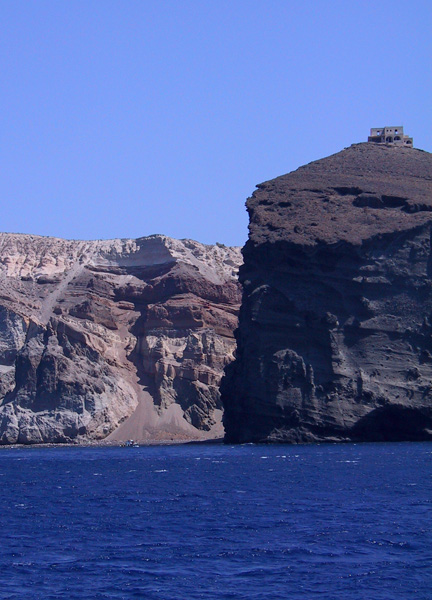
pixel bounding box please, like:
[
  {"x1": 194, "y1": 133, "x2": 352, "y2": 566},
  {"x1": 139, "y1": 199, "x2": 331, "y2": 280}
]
[
  {"x1": 0, "y1": 234, "x2": 242, "y2": 444},
  {"x1": 222, "y1": 143, "x2": 432, "y2": 443}
]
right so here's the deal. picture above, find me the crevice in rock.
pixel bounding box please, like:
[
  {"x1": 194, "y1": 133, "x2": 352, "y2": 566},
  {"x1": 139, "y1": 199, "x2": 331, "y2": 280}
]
[{"x1": 427, "y1": 225, "x2": 432, "y2": 278}]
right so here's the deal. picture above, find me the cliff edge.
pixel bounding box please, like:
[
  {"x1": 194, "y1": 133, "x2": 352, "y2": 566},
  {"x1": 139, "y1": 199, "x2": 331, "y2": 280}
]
[{"x1": 222, "y1": 143, "x2": 432, "y2": 443}]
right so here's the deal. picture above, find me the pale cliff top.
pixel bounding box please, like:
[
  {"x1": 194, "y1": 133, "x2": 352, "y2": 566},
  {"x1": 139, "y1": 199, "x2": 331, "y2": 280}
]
[
  {"x1": 247, "y1": 143, "x2": 432, "y2": 247},
  {"x1": 0, "y1": 233, "x2": 242, "y2": 285}
]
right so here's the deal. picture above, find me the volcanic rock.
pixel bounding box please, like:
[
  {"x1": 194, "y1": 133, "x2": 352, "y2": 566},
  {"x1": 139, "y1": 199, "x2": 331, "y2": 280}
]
[
  {"x1": 222, "y1": 143, "x2": 432, "y2": 443},
  {"x1": 0, "y1": 234, "x2": 242, "y2": 444}
]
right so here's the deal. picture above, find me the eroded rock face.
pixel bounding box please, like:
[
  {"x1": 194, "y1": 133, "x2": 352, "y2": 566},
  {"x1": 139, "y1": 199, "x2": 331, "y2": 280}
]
[
  {"x1": 0, "y1": 234, "x2": 242, "y2": 444},
  {"x1": 222, "y1": 143, "x2": 432, "y2": 443}
]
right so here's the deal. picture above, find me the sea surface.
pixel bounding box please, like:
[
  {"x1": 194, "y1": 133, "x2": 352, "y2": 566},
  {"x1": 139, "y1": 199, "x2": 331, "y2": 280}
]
[{"x1": 0, "y1": 442, "x2": 431, "y2": 600}]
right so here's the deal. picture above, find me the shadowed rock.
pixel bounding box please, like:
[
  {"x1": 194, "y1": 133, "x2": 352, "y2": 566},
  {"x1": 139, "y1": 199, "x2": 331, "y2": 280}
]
[{"x1": 222, "y1": 143, "x2": 432, "y2": 443}]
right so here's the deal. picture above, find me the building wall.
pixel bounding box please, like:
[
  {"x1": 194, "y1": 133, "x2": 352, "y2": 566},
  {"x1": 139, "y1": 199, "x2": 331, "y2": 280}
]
[{"x1": 368, "y1": 126, "x2": 412, "y2": 147}]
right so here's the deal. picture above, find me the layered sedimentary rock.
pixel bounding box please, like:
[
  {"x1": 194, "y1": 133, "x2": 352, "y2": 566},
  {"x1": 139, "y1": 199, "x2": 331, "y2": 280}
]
[
  {"x1": 222, "y1": 143, "x2": 432, "y2": 443},
  {"x1": 0, "y1": 234, "x2": 242, "y2": 444}
]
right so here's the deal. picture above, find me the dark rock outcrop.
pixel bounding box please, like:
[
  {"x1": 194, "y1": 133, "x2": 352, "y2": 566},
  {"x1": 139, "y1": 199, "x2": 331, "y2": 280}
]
[
  {"x1": 222, "y1": 143, "x2": 432, "y2": 443},
  {"x1": 0, "y1": 234, "x2": 242, "y2": 444}
]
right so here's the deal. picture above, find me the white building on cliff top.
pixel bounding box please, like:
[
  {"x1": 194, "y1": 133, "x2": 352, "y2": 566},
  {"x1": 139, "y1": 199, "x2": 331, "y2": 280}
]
[{"x1": 368, "y1": 126, "x2": 413, "y2": 146}]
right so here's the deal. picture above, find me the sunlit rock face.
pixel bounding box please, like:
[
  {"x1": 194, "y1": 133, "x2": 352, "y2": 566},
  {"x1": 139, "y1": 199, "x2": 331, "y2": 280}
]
[
  {"x1": 0, "y1": 234, "x2": 242, "y2": 444},
  {"x1": 222, "y1": 143, "x2": 432, "y2": 443}
]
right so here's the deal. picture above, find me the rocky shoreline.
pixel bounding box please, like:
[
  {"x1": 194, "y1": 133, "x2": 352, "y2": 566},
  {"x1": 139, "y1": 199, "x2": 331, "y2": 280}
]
[{"x1": 3, "y1": 143, "x2": 432, "y2": 446}]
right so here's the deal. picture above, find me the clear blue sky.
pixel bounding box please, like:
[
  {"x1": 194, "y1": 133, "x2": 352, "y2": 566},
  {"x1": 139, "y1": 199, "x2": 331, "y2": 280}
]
[{"x1": 1, "y1": 1, "x2": 431, "y2": 247}]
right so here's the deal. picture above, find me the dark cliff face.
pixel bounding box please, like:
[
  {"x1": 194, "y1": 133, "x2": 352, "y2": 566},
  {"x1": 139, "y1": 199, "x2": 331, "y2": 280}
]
[{"x1": 222, "y1": 143, "x2": 432, "y2": 443}]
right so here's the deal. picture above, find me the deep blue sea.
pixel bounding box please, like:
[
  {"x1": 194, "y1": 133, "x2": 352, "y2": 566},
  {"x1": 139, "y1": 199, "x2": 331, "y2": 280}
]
[{"x1": 0, "y1": 442, "x2": 431, "y2": 600}]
